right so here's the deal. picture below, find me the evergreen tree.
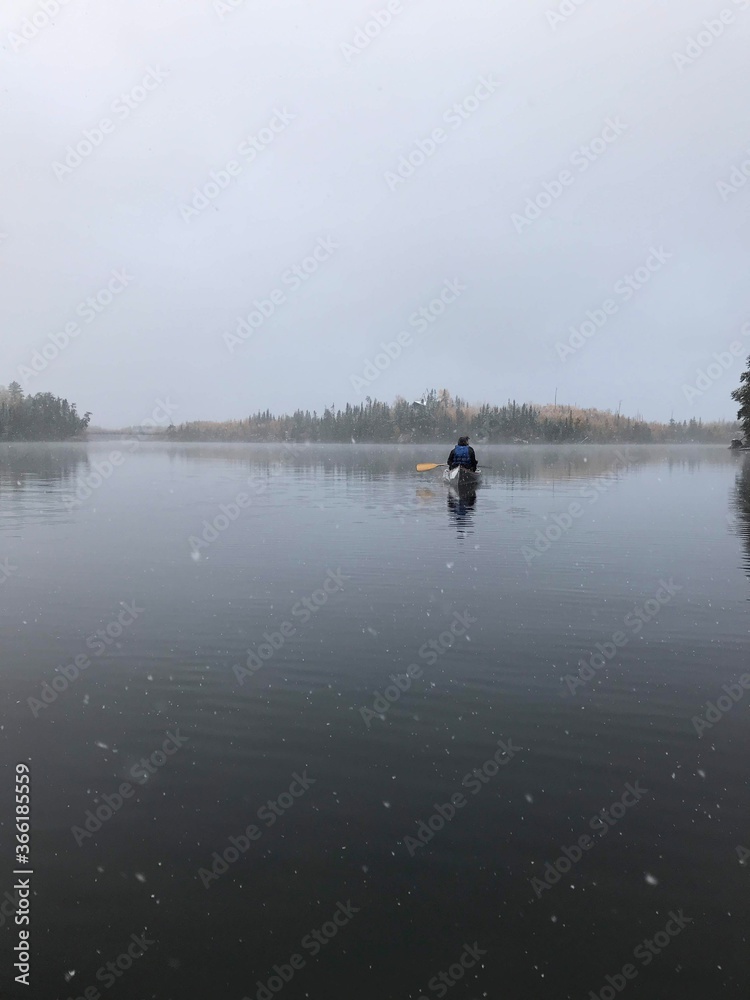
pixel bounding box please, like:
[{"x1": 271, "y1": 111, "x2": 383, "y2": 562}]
[
  {"x1": 731, "y1": 357, "x2": 750, "y2": 438},
  {"x1": 0, "y1": 385, "x2": 90, "y2": 440},
  {"x1": 169, "y1": 389, "x2": 737, "y2": 445}
]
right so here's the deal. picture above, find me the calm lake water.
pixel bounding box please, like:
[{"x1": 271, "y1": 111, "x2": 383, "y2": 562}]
[{"x1": 2, "y1": 443, "x2": 749, "y2": 1000}]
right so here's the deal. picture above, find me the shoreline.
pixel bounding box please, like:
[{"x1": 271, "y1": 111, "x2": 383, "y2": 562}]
[{"x1": 4, "y1": 437, "x2": 743, "y2": 448}]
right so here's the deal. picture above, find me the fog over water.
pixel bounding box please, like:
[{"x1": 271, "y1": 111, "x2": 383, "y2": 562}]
[{"x1": 1, "y1": 0, "x2": 749, "y2": 424}]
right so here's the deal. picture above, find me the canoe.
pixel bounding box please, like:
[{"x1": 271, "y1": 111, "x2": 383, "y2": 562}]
[{"x1": 443, "y1": 466, "x2": 482, "y2": 487}]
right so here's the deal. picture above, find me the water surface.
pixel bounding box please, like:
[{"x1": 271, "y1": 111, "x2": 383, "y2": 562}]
[{"x1": 2, "y1": 443, "x2": 749, "y2": 999}]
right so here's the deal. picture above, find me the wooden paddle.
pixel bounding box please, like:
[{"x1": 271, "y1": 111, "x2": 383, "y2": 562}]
[{"x1": 416, "y1": 463, "x2": 446, "y2": 472}]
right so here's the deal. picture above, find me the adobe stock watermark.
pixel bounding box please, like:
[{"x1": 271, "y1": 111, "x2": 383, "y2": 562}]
[
  {"x1": 360, "y1": 611, "x2": 476, "y2": 727},
  {"x1": 414, "y1": 942, "x2": 487, "y2": 999},
  {"x1": 188, "y1": 479, "x2": 268, "y2": 556},
  {"x1": 64, "y1": 932, "x2": 155, "y2": 999},
  {"x1": 64, "y1": 398, "x2": 178, "y2": 510},
  {"x1": 17, "y1": 269, "x2": 134, "y2": 384},
  {"x1": 385, "y1": 76, "x2": 500, "y2": 191},
  {"x1": 264, "y1": 441, "x2": 307, "y2": 471},
  {"x1": 0, "y1": 886, "x2": 22, "y2": 930},
  {"x1": 63, "y1": 451, "x2": 136, "y2": 512},
  {"x1": 555, "y1": 247, "x2": 672, "y2": 361},
  {"x1": 682, "y1": 321, "x2": 750, "y2": 401},
  {"x1": 350, "y1": 279, "x2": 466, "y2": 393},
  {"x1": 692, "y1": 673, "x2": 750, "y2": 737},
  {"x1": 391, "y1": 491, "x2": 439, "y2": 521},
  {"x1": 233, "y1": 569, "x2": 350, "y2": 684},
  {"x1": 586, "y1": 911, "x2": 692, "y2": 1000},
  {"x1": 341, "y1": 1, "x2": 406, "y2": 61},
  {"x1": 511, "y1": 117, "x2": 628, "y2": 235},
  {"x1": 7, "y1": 0, "x2": 73, "y2": 53},
  {"x1": 672, "y1": 0, "x2": 748, "y2": 72},
  {"x1": 522, "y1": 451, "x2": 631, "y2": 564},
  {"x1": 198, "y1": 771, "x2": 315, "y2": 888},
  {"x1": 213, "y1": 0, "x2": 249, "y2": 20},
  {"x1": 52, "y1": 68, "x2": 169, "y2": 180},
  {"x1": 0, "y1": 557, "x2": 18, "y2": 587},
  {"x1": 546, "y1": 0, "x2": 591, "y2": 31},
  {"x1": 561, "y1": 578, "x2": 682, "y2": 696},
  {"x1": 179, "y1": 108, "x2": 296, "y2": 222},
  {"x1": 222, "y1": 237, "x2": 338, "y2": 353},
  {"x1": 530, "y1": 781, "x2": 648, "y2": 898},
  {"x1": 27, "y1": 601, "x2": 144, "y2": 717},
  {"x1": 245, "y1": 900, "x2": 359, "y2": 1000},
  {"x1": 71, "y1": 729, "x2": 189, "y2": 845},
  {"x1": 402, "y1": 738, "x2": 521, "y2": 856},
  {"x1": 716, "y1": 144, "x2": 750, "y2": 201}
]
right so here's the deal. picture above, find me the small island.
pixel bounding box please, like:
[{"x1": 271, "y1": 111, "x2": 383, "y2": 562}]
[{"x1": 0, "y1": 382, "x2": 90, "y2": 441}]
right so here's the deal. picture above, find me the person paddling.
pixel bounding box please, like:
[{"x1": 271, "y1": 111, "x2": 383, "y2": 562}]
[{"x1": 447, "y1": 436, "x2": 477, "y2": 472}]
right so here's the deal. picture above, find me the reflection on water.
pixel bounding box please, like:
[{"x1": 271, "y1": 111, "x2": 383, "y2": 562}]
[
  {"x1": 0, "y1": 439, "x2": 731, "y2": 490},
  {"x1": 731, "y1": 454, "x2": 750, "y2": 580},
  {"x1": 147, "y1": 441, "x2": 732, "y2": 479},
  {"x1": 1, "y1": 442, "x2": 749, "y2": 1000},
  {"x1": 446, "y1": 486, "x2": 477, "y2": 536},
  {"x1": 0, "y1": 442, "x2": 89, "y2": 491},
  {"x1": 0, "y1": 443, "x2": 90, "y2": 528}
]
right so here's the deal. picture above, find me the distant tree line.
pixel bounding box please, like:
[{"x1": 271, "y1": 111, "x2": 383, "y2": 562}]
[
  {"x1": 170, "y1": 389, "x2": 738, "y2": 444},
  {"x1": 0, "y1": 382, "x2": 91, "y2": 440}
]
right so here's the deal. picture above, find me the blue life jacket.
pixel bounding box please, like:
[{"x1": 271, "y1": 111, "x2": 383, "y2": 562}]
[{"x1": 453, "y1": 445, "x2": 471, "y2": 466}]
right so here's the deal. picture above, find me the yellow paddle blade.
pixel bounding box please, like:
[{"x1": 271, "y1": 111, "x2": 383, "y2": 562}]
[{"x1": 416, "y1": 463, "x2": 443, "y2": 472}]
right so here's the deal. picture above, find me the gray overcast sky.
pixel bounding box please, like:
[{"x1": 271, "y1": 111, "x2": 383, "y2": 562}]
[{"x1": 1, "y1": 0, "x2": 748, "y2": 426}]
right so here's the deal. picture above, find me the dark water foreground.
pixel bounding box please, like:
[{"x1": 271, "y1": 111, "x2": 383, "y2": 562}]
[{"x1": 1, "y1": 443, "x2": 749, "y2": 1000}]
